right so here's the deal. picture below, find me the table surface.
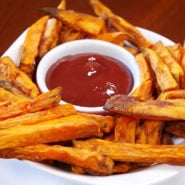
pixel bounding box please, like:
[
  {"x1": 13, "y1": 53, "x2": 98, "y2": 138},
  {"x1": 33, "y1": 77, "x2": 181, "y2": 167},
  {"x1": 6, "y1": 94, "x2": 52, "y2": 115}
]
[{"x1": 0, "y1": 0, "x2": 185, "y2": 55}]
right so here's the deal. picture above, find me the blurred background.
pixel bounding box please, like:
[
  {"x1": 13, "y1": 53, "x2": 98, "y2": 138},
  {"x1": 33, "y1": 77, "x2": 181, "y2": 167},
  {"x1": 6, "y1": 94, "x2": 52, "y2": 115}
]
[{"x1": 0, "y1": 0, "x2": 185, "y2": 55}]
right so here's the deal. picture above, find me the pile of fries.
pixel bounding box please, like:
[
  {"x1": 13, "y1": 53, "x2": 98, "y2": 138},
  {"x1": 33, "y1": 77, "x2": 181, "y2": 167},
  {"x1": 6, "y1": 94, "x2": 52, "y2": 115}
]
[{"x1": 1, "y1": 0, "x2": 185, "y2": 176}]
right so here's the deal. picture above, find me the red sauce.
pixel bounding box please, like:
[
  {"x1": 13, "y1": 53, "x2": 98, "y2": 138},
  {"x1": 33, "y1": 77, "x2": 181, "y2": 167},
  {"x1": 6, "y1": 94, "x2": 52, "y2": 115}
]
[{"x1": 46, "y1": 53, "x2": 133, "y2": 107}]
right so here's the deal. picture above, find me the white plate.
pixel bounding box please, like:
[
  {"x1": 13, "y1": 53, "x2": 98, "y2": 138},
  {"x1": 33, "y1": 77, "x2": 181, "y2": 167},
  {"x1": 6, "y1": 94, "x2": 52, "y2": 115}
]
[{"x1": 2, "y1": 27, "x2": 185, "y2": 185}]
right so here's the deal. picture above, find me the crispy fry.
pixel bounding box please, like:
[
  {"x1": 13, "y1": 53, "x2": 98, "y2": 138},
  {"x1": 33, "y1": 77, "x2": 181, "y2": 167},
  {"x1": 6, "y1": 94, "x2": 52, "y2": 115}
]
[
  {"x1": 38, "y1": 0, "x2": 66, "y2": 58},
  {"x1": 0, "y1": 114, "x2": 102, "y2": 150},
  {"x1": 0, "y1": 87, "x2": 61, "y2": 121},
  {"x1": 42, "y1": 8, "x2": 105, "y2": 35},
  {"x1": 158, "y1": 89, "x2": 185, "y2": 100},
  {"x1": 90, "y1": 0, "x2": 151, "y2": 47},
  {"x1": 19, "y1": 16, "x2": 49, "y2": 78},
  {"x1": 104, "y1": 94, "x2": 185, "y2": 120},
  {"x1": 152, "y1": 41, "x2": 184, "y2": 84},
  {"x1": 79, "y1": 113, "x2": 115, "y2": 134},
  {"x1": 0, "y1": 103, "x2": 76, "y2": 129},
  {"x1": 180, "y1": 41, "x2": 185, "y2": 88},
  {"x1": 114, "y1": 116, "x2": 138, "y2": 143},
  {"x1": 74, "y1": 139, "x2": 185, "y2": 165},
  {"x1": 166, "y1": 43, "x2": 182, "y2": 64},
  {"x1": 0, "y1": 144, "x2": 114, "y2": 175},
  {"x1": 142, "y1": 48, "x2": 178, "y2": 92},
  {"x1": 0, "y1": 57, "x2": 40, "y2": 98},
  {"x1": 0, "y1": 87, "x2": 27, "y2": 102}
]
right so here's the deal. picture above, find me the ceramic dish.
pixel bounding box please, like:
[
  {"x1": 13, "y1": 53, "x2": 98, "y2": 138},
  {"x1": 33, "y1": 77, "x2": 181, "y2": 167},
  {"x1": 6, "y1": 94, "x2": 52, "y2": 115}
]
[{"x1": 2, "y1": 27, "x2": 185, "y2": 185}]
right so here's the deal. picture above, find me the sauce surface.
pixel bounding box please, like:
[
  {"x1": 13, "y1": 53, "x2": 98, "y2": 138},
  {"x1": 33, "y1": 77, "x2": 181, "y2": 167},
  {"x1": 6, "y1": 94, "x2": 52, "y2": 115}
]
[{"x1": 46, "y1": 53, "x2": 133, "y2": 107}]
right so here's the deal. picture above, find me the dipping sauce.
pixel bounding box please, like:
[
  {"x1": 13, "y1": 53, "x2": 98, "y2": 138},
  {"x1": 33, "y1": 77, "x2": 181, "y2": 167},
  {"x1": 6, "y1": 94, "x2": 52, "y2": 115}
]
[{"x1": 46, "y1": 53, "x2": 133, "y2": 107}]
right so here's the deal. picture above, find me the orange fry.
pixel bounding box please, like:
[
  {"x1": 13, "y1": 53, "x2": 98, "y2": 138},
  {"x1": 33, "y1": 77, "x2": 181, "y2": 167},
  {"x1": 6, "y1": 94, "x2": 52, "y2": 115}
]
[
  {"x1": 0, "y1": 114, "x2": 102, "y2": 150},
  {"x1": 19, "y1": 16, "x2": 49, "y2": 78},
  {"x1": 74, "y1": 139, "x2": 185, "y2": 165},
  {"x1": 42, "y1": 8, "x2": 105, "y2": 35},
  {"x1": 0, "y1": 144, "x2": 114, "y2": 175},
  {"x1": 0, "y1": 87, "x2": 61, "y2": 121},
  {"x1": 0, "y1": 57, "x2": 40, "y2": 98},
  {"x1": 104, "y1": 94, "x2": 185, "y2": 121},
  {"x1": 0, "y1": 103, "x2": 76, "y2": 129}
]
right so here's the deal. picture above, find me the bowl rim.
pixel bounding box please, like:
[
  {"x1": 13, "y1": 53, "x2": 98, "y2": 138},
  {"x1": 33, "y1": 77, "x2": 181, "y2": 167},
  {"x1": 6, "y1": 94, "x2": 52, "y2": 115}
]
[{"x1": 36, "y1": 39, "x2": 140, "y2": 113}]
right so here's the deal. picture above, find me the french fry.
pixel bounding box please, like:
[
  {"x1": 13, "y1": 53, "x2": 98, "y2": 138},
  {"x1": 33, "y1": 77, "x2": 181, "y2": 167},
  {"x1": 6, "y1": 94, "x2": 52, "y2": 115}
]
[
  {"x1": 0, "y1": 87, "x2": 61, "y2": 121},
  {"x1": 161, "y1": 133, "x2": 173, "y2": 145},
  {"x1": 166, "y1": 43, "x2": 182, "y2": 64},
  {"x1": 114, "y1": 116, "x2": 138, "y2": 143},
  {"x1": 0, "y1": 103, "x2": 76, "y2": 129},
  {"x1": 38, "y1": 0, "x2": 66, "y2": 58},
  {"x1": 180, "y1": 41, "x2": 185, "y2": 88},
  {"x1": 142, "y1": 48, "x2": 178, "y2": 92},
  {"x1": 19, "y1": 16, "x2": 49, "y2": 78},
  {"x1": 152, "y1": 41, "x2": 184, "y2": 84},
  {"x1": 0, "y1": 87, "x2": 28, "y2": 102},
  {"x1": 79, "y1": 113, "x2": 115, "y2": 134},
  {"x1": 90, "y1": 0, "x2": 151, "y2": 47},
  {"x1": 42, "y1": 8, "x2": 105, "y2": 35},
  {"x1": 74, "y1": 139, "x2": 185, "y2": 165},
  {"x1": 0, "y1": 114, "x2": 102, "y2": 150},
  {"x1": 0, "y1": 144, "x2": 114, "y2": 175},
  {"x1": 0, "y1": 57, "x2": 40, "y2": 98},
  {"x1": 104, "y1": 94, "x2": 185, "y2": 120}
]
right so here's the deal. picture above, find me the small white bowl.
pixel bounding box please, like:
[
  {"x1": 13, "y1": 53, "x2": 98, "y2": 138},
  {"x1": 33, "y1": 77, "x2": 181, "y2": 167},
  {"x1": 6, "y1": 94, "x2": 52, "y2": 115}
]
[{"x1": 36, "y1": 39, "x2": 140, "y2": 113}]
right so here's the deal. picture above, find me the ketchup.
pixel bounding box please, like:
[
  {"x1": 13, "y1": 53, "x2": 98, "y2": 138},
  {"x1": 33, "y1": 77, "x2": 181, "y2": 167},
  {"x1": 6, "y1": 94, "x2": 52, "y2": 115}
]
[{"x1": 46, "y1": 53, "x2": 133, "y2": 107}]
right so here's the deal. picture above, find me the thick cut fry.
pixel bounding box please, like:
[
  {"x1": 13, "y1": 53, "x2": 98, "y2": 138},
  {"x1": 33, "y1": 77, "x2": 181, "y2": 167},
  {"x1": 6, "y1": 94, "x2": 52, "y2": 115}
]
[
  {"x1": 136, "y1": 120, "x2": 164, "y2": 145},
  {"x1": 114, "y1": 116, "x2": 138, "y2": 143},
  {"x1": 90, "y1": 0, "x2": 151, "y2": 47},
  {"x1": 152, "y1": 41, "x2": 184, "y2": 84},
  {"x1": 0, "y1": 114, "x2": 102, "y2": 150},
  {"x1": 19, "y1": 16, "x2": 49, "y2": 78},
  {"x1": 142, "y1": 48, "x2": 178, "y2": 92},
  {"x1": 74, "y1": 139, "x2": 185, "y2": 165},
  {"x1": 0, "y1": 87, "x2": 61, "y2": 121},
  {"x1": 38, "y1": 0, "x2": 66, "y2": 58},
  {"x1": 166, "y1": 43, "x2": 182, "y2": 64},
  {"x1": 0, "y1": 57, "x2": 40, "y2": 98},
  {"x1": 79, "y1": 113, "x2": 115, "y2": 134},
  {"x1": 158, "y1": 89, "x2": 185, "y2": 100},
  {"x1": 0, "y1": 103, "x2": 76, "y2": 129},
  {"x1": 42, "y1": 8, "x2": 105, "y2": 35},
  {"x1": 165, "y1": 121, "x2": 185, "y2": 138},
  {"x1": 0, "y1": 144, "x2": 114, "y2": 175},
  {"x1": 104, "y1": 94, "x2": 185, "y2": 121}
]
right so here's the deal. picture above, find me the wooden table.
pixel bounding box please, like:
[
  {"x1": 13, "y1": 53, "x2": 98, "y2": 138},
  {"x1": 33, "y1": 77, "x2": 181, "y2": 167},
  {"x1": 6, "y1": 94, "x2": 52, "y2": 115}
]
[{"x1": 0, "y1": 0, "x2": 185, "y2": 56}]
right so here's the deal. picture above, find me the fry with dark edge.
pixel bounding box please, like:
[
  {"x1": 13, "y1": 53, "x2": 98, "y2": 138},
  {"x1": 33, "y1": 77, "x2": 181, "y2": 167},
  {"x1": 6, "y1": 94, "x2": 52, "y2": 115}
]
[
  {"x1": 74, "y1": 139, "x2": 185, "y2": 165},
  {"x1": 0, "y1": 144, "x2": 114, "y2": 175},
  {"x1": 41, "y1": 8, "x2": 105, "y2": 35},
  {"x1": 0, "y1": 87, "x2": 61, "y2": 121},
  {"x1": 0, "y1": 57, "x2": 40, "y2": 98},
  {"x1": 104, "y1": 94, "x2": 185, "y2": 120}
]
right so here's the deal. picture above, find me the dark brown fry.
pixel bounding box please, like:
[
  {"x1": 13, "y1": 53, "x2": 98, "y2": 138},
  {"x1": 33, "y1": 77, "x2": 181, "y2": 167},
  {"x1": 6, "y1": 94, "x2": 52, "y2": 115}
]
[{"x1": 104, "y1": 94, "x2": 185, "y2": 120}]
